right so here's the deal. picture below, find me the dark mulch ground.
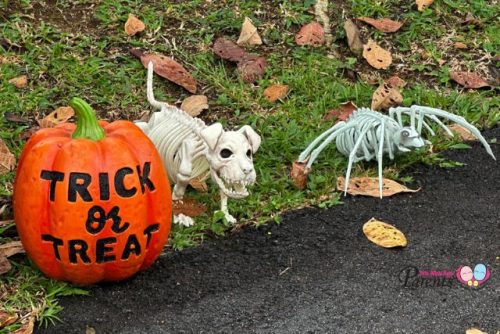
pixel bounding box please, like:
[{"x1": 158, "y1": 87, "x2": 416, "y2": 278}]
[{"x1": 39, "y1": 127, "x2": 500, "y2": 334}]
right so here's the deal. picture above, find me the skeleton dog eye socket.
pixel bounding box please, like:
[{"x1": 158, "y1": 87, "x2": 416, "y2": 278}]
[
  {"x1": 220, "y1": 149, "x2": 233, "y2": 158},
  {"x1": 246, "y1": 149, "x2": 252, "y2": 158}
]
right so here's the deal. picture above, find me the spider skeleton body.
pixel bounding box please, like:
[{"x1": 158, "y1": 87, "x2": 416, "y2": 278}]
[{"x1": 298, "y1": 105, "x2": 495, "y2": 198}]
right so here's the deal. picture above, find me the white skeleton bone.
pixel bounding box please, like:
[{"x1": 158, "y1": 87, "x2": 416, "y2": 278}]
[{"x1": 135, "y1": 62, "x2": 261, "y2": 226}]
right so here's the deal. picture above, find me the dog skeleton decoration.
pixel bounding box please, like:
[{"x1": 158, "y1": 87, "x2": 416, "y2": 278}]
[
  {"x1": 136, "y1": 62, "x2": 261, "y2": 226},
  {"x1": 298, "y1": 106, "x2": 495, "y2": 198}
]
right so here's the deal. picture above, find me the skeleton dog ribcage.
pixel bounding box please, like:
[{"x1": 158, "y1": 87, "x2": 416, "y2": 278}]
[{"x1": 298, "y1": 106, "x2": 495, "y2": 198}]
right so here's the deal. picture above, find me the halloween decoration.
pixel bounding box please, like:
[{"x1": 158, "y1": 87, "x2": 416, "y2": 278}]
[
  {"x1": 14, "y1": 98, "x2": 172, "y2": 285},
  {"x1": 135, "y1": 62, "x2": 261, "y2": 226},
  {"x1": 298, "y1": 106, "x2": 495, "y2": 197}
]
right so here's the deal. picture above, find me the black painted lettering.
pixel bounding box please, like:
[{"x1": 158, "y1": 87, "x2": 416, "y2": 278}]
[
  {"x1": 68, "y1": 239, "x2": 91, "y2": 264},
  {"x1": 40, "y1": 171, "x2": 64, "y2": 201},
  {"x1": 99, "y1": 173, "x2": 110, "y2": 200},
  {"x1": 68, "y1": 172, "x2": 92, "y2": 202},
  {"x1": 96, "y1": 237, "x2": 117, "y2": 263},
  {"x1": 41, "y1": 234, "x2": 63, "y2": 260},
  {"x1": 85, "y1": 205, "x2": 129, "y2": 234},
  {"x1": 121, "y1": 234, "x2": 141, "y2": 260},
  {"x1": 115, "y1": 167, "x2": 137, "y2": 198},
  {"x1": 137, "y1": 162, "x2": 155, "y2": 193},
  {"x1": 143, "y1": 224, "x2": 159, "y2": 248}
]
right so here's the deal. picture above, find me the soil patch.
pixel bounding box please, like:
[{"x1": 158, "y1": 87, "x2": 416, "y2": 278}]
[{"x1": 38, "y1": 127, "x2": 499, "y2": 333}]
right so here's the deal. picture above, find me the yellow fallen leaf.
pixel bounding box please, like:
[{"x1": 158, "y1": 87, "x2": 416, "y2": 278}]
[
  {"x1": 454, "y1": 42, "x2": 467, "y2": 49},
  {"x1": 0, "y1": 139, "x2": 16, "y2": 175},
  {"x1": 181, "y1": 95, "x2": 209, "y2": 117},
  {"x1": 38, "y1": 106, "x2": 74, "y2": 128},
  {"x1": 337, "y1": 176, "x2": 420, "y2": 197},
  {"x1": 124, "y1": 13, "x2": 145, "y2": 36},
  {"x1": 363, "y1": 218, "x2": 407, "y2": 248},
  {"x1": 9, "y1": 75, "x2": 27, "y2": 88},
  {"x1": 263, "y1": 84, "x2": 289, "y2": 103},
  {"x1": 237, "y1": 17, "x2": 262, "y2": 46},
  {"x1": 416, "y1": 0, "x2": 434, "y2": 11},
  {"x1": 362, "y1": 39, "x2": 392, "y2": 70},
  {"x1": 465, "y1": 329, "x2": 488, "y2": 334}
]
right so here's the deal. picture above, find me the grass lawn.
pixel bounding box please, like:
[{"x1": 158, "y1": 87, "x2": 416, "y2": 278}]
[{"x1": 0, "y1": 0, "x2": 498, "y2": 331}]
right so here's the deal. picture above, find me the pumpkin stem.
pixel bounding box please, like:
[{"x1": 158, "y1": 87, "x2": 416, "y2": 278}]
[{"x1": 70, "y1": 97, "x2": 106, "y2": 141}]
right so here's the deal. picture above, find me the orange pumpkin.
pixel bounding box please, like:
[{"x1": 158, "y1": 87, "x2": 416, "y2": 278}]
[{"x1": 14, "y1": 98, "x2": 172, "y2": 285}]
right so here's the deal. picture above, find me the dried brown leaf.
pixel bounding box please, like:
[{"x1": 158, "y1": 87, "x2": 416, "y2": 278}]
[
  {"x1": 20, "y1": 127, "x2": 39, "y2": 141},
  {"x1": 0, "y1": 240, "x2": 25, "y2": 258},
  {"x1": 450, "y1": 72, "x2": 490, "y2": 89},
  {"x1": 237, "y1": 17, "x2": 262, "y2": 46},
  {"x1": 38, "y1": 106, "x2": 74, "y2": 128},
  {"x1": 356, "y1": 17, "x2": 403, "y2": 33},
  {"x1": 237, "y1": 56, "x2": 267, "y2": 83},
  {"x1": 0, "y1": 256, "x2": 11, "y2": 275},
  {"x1": 362, "y1": 39, "x2": 392, "y2": 70},
  {"x1": 344, "y1": 19, "x2": 363, "y2": 55},
  {"x1": 0, "y1": 310, "x2": 19, "y2": 327},
  {"x1": 181, "y1": 95, "x2": 209, "y2": 117},
  {"x1": 0, "y1": 139, "x2": 16, "y2": 175},
  {"x1": 124, "y1": 14, "x2": 145, "y2": 36},
  {"x1": 295, "y1": 22, "x2": 325, "y2": 47},
  {"x1": 385, "y1": 75, "x2": 406, "y2": 88},
  {"x1": 325, "y1": 101, "x2": 358, "y2": 122},
  {"x1": 189, "y1": 173, "x2": 209, "y2": 192},
  {"x1": 212, "y1": 38, "x2": 248, "y2": 63},
  {"x1": 131, "y1": 49, "x2": 197, "y2": 93},
  {"x1": 4, "y1": 112, "x2": 29, "y2": 124},
  {"x1": 449, "y1": 124, "x2": 476, "y2": 141},
  {"x1": 173, "y1": 198, "x2": 207, "y2": 217},
  {"x1": 363, "y1": 218, "x2": 407, "y2": 248},
  {"x1": 454, "y1": 42, "x2": 468, "y2": 49},
  {"x1": 291, "y1": 160, "x2": 310, "y2": 190},
  {"x1": 11, "y1": 316, "x2": 34, "y2": 334},
  {"x1": 263, "y1": 84, "x2": 289, "y2": 103},
  {"x1": 371, "y1": 82, "x2": 403, "y2": 110},
  {"x1": 416, "y1": 0, "x2": 434, "y2": 11},
  {"x1": 337, "y1": 176, "x2": 419, "y2": 197},
  {"x1": 462, "y1": 13, "x2": 482, "y2": 26},
  {"x1": 9, "y1": 75, "x2": 27, "y2": 88}
]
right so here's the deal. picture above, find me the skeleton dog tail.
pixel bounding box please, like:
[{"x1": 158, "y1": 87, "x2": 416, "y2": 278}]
[
  {"x1": 146, "y1": 61, "x2": 166, "y2": 110},
  {"x1": 137, "y1": 62, "x2": 181, "y2": 133}
]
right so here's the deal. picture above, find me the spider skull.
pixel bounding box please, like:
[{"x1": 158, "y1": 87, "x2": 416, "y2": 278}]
[
  {"x1": 394, "y1": 127, "x2": 425, "y2": 152},
  {"x1": 201, "y1": 124, "x2": 261, "y2": 199}
]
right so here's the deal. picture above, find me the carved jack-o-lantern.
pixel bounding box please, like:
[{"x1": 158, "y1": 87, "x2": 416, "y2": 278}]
[{"x1": 14, "y1": 98, "x2": 172, "y2": 285}]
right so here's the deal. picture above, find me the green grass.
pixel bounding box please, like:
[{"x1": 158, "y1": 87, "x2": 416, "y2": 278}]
[{"x1": 0, "y1": 0, "x2": 499, "y2": 328}]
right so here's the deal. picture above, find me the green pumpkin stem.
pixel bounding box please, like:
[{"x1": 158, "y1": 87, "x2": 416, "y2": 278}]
[{"x1": 70, "y1": 97, "x2": 106, "y2": 141}]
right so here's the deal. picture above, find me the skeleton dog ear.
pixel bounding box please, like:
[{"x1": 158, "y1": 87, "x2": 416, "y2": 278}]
[
  {"x1": 200, "y1": 123, "x2": 224, "y2": 151},
  {"x1": 238, "y1": 125, "x2": 261, "y2": 153}
]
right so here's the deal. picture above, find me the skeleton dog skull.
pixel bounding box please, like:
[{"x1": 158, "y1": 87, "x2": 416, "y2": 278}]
[
  {"x1": 201, "y1": 124, "x2": 260, "y2": 200},
  {"x1": 136, "y1": 61, "x2": 261, "y2": 226}
]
